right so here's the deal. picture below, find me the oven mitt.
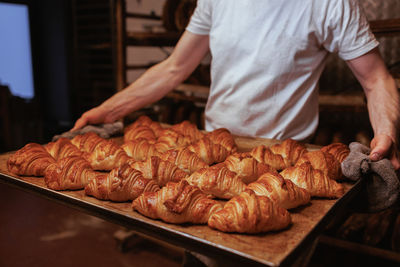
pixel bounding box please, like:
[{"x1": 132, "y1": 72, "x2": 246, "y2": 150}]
[
  {"x1": 52, "y1": 121, "x2": 124, "y2": 141},
  {"x1": 341, "y1": 142, "x2": 400, "y2": 212}
]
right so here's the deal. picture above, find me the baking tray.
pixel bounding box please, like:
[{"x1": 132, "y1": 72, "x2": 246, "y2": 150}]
[{"x1": 0, "y1": 136, "x2": 361, "y2": 266}]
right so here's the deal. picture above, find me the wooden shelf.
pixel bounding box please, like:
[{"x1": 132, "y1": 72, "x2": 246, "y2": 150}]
[
  {"x1": 167, "y1": 84, "x2": 369, "y2": 110},
  {"x1": 319, "y1": 93, "x2": 366, "y2": 107},
  {"x1": 370, "y1": 19, "x2": 400, "y2": 36},
  {"x1": 125, "y1": 12, "x2": 161, "y2": 20},
  {"x1": 164, "y1": 84, "x2": 209, "y2": 104},
  {"x1": 126, "y1": 31, "x2": 181, "y2": 46}
]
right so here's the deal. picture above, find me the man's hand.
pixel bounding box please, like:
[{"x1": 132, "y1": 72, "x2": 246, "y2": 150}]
[
  {"x1": 370, "y1": 134, "x2": 400, "y2": 170},
  {"x1": 71, "y1": 106, "x2": 112, "y2": 131}
]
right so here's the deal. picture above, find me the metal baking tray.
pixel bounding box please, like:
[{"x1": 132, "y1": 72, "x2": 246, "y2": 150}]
[{"x1": 0, "y1": 136, "x2": 361, "y2": 266}]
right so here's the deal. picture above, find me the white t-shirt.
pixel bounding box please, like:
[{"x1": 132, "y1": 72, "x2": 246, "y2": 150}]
[{"x1": 186, "y1": 0, "x2": 379, "y2": 141}]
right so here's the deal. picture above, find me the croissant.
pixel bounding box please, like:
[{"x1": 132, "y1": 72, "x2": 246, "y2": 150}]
[
  {"x1": 250, "y1": 145, "x2": 287, "y2": 171},
  {"x1": 44, "y1": 155, "x2": 99, "y2": 190},
  {"x1": 71, "y1": 132, "x2": 130, "y2": 171},
  {"x1": 7, "y1": 143, "x2": 56, "y2": 176},
  {"x1": 124, "y1": 125, "x2": 158, "y2": 143},
  {"x1": 154, "y1": 129, "x2": 192, "y2": 153},
  {"x1": 85, "y1": 163, "x2": 160, "y2": 202},
  {"x1": 45, "y1": 137, "x2": 83, "y2": 160},
  {"x1": 132, "y1": 180, "x2": 223, "y2": 224},
  {"x1": 185, "y1": 164, "x2": 246, "y2": 199},
  {"x1": 246, "y1": 171, "x2": 311, "y2": 209},
  {"x1": 129, "y1": 156, "x2": 188, "y2": 186},
  {"x1": 208, "y1": 189, "x2": 292, "y2": 234},
  {"x1": 121, "y1": 139, "x2": 160, "y2": 161},
  {"x1": 186, "y1": 137, "x2": 229, "y2": 165},
  {"x1": 223, "y1": 152, "x2": 276, "y2": 184},
  {"x1": 170, "y1": 120, "x2": 204, "y2": 142},
  {"x1": 205, "y1": 128, "x2": 237, "y2": 153},
  {"x1": 124, "y1": 115, "x2": 163, "y2": 136},
  {"x1": 295, "y1": 150, "x2": 342, "y2": 180},
  {"x1": 159, "y1": 147, "x2": 208, "y2": 174},
  {"x1": 320, "y1": 143, "x2": 350, "y2": 163},
  {"x1": 280, "y1": 162, "x2": 344, "y2": 198},
  {"x1": 270, "y1": 139, "x2": 307, "y2": 166}
]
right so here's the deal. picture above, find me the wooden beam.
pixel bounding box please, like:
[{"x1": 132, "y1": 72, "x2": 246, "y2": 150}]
[{"x1": 370, "y1": 18, "x2": 400, "y2": 36}]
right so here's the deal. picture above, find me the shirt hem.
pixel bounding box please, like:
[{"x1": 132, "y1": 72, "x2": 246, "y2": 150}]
[
  {"x1": 338, "y1": 40, "x2": 380, "y2": 61},
  {"x1": 186, "y1": 26, "x2": 210, "y2": 36}
]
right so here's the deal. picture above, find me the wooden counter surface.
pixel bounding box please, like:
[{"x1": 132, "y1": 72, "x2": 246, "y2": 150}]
[{"x1": 0, "y1": 136, "x2": 359, "y2": 267}]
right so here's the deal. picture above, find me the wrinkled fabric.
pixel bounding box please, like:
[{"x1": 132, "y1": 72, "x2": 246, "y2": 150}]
[
  {"x1": 341, "y1": 142, "x2": 400, "y2": 211},
  {"x1": 52, "y1": 121, "x2": 124, "y2": 141}
]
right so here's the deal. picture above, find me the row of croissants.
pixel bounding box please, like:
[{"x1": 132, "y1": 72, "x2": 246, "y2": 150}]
[{"x1": 7, "y1": 115, "x2": 350, "y2": 234}]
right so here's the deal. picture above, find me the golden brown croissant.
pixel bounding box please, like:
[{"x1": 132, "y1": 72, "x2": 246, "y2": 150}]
[
  {"x1": 208, "y1": 189, "x2": 292, "y2": 234},
  {"x1": 159, "y1": 147, "x2": 209, "y2": 174},
  {"x1": 170, "y1": 120, "x2": 204, "y2": 142},
  {"x1": 124, "y1": 115, "x2": 163, "y2": 136},
  {"x1": 124, "y1": 125, "x2": 158, "y2": 143},
  {"x1": 154, "y1": 128, "x2": 192, "y2": 153},
  {"x1": 44, "y1": 155, "x2": 99, "y2": 190},
  {"x1": 295, "y1": 150, "x2": 342, "y2": 180},
  {"x1": 250, "y1": 145, "x2": 287, "y2": 171},
  {"x1": 280, "y1": 162, "x2": 344, "y2": 198},
  {"x1": 269, "y1": 139, "x2": 307, "y2": 166},
  {"x1": 132, "y1": 180, "x2": 223, "y2": 224},
  {"x1": 121, "y1": 139, "x2": 160, "y2": 161},
  {"x1": 205, "y1": 128, "x2": 238, "y2": 153},
  {"x1": 45, "y1": 137, "x2": 84, "y2": 160},
  {"x1": 223, "y1": 152, "x2": 276, "y2": 184},
  {"x1": 7, "y1": 143, "x2": 56, "y2": 176},
  {"x1": 320, "y1": 143, "x2": 350, "y2": 163},
  {"x1": 186, "y1": 137, "x2": 229, "y2": 165},
  {"x1": 246, "y1": 171, "x2": 311, "y2": 209},
  {"x1": 85, "y1": 163, "x2": 160, "y2": 202},
  {"x1": 185, "y1": 164, "x2": 246, "y2": 199},
  {"x1": 71, "y1": 132, "x2": 130, "y2": 171},
  {"x1": 129, "y1": 156, "x2": 188, "y2": 186}
]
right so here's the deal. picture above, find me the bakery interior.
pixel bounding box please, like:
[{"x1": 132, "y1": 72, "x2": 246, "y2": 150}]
[{"x1": 1, "y1": 0, "x2": 400, "y2": 266}]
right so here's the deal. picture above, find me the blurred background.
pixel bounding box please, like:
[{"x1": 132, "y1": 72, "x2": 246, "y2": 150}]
[{"x1": 1, "y1": 1, "x2": 400, "y2": 266}]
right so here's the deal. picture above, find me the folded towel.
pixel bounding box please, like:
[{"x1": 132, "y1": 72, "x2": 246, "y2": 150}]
[
  {"x1": 52, "y1": 121, "x2": 124, "y2": 141},
  {"x1": 341, "y1": 142, "x2": 400, "y2": 212}
]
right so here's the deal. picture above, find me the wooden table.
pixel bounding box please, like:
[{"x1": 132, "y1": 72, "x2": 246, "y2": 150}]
[{"x1": 0, "y1": 136, "x2": 360, "y2": 267}]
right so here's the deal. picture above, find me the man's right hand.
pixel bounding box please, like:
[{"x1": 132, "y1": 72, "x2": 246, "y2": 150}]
[{"x1": 71, "y1": 106, "x2": 110, "y2": 131}]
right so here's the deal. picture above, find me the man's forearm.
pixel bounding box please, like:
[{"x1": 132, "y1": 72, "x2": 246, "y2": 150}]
[
  {"x1": 98, "y1": 58, "x2": 188, "y2": 122},
  {"x1": 365, "y1": 74, "x2": 400, "y2": 144},
  {"x1": 346, "y1": 48, "x2": 400, "y2": 144},
  {"x1": 97, "y1": 31, "x2": 210, "y2": 123}
]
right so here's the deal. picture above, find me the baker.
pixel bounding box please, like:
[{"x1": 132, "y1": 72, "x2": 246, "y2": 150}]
[{"x1": 72, "y1": 0, "x2": 400, "y2": 169}]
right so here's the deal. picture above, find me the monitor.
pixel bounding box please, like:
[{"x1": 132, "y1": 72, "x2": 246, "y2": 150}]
[{"x1": 0, "y1": 2, "x2": 34, "y2": 99}]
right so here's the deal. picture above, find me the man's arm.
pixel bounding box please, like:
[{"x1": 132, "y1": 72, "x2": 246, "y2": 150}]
[
  {"x1": 72, "y1": 31, "x2": 210, "y2": 131},
  {"x1": 346, "y1": 47, "x2": 400, "y2": 169}
]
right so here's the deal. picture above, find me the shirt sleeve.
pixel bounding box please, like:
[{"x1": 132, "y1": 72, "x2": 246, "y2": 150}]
[
  {"x1": 319, "y1": 0, "x2": 379, "y2": 60},
  {"x1": 185, "y1": 0, "x2": 212, "y2": 35}
]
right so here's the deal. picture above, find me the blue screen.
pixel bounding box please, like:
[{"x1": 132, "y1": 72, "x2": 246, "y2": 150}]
[{"x1": 0, "y1": 2, "x2": 34, "y2": 99}]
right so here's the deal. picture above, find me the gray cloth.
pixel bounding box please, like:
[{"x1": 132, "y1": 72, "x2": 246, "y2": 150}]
[
  {"x1": 341, "y1": 142, "x2": 400, "y2": 212},
  {"x1": 52, "y1": 121, "x2": 124, "y2": 141}
]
